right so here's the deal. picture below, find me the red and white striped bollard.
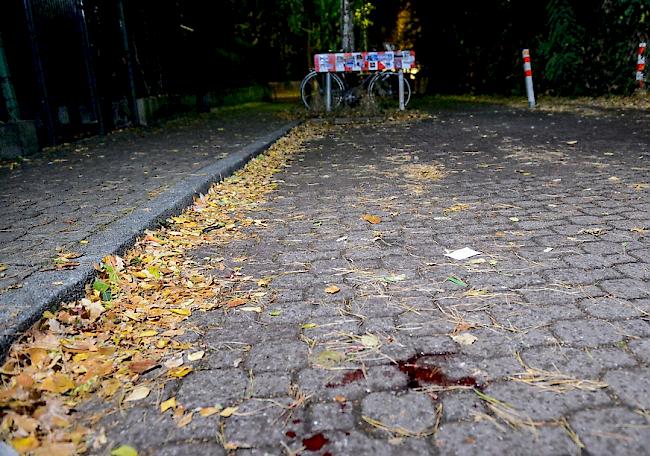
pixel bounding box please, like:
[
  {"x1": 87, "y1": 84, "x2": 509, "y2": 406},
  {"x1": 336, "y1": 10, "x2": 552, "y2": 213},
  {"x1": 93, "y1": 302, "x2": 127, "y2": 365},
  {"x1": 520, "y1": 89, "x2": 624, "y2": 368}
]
[
  {"x1": 522, "y1": 49, "x2": 536, "y2": 108},
  {"x1": 637, "y1": 42, "x2": 646, "y2": 89}
]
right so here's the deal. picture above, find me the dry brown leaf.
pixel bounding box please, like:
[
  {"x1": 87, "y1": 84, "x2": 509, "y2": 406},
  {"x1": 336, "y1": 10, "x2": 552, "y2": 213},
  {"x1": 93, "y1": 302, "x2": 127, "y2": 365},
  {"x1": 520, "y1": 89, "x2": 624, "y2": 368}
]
[
  {"x1": 129, "y1": 359, "x2": 158, "y2": 374},
  {"x1": 226, "y1": 298, "x2": 247, "y2": 308},
  {"x1": 219, "y1": 406, "x2": 238, "y2": 417},
  {"x1": 199, "y1": 407, "x2": 220, "y2": 417},
  {"x1": 324, "y1": 285, "x2": 340, "y2": 294},
  {"x1": 361, "y1": 214, "x2": 381, "y2": 224}
]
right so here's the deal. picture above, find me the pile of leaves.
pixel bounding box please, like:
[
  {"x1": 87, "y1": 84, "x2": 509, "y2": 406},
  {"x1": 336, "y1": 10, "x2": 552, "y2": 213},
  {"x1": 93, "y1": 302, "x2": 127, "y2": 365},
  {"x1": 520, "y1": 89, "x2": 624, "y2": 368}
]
[{"x1": 0, "y1": 123, "x2": 321, "y2": 455}]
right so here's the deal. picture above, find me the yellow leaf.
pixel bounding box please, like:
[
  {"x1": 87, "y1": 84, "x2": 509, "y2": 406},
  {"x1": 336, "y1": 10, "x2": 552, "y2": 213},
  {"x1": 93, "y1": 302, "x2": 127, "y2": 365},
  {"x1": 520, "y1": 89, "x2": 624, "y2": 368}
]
[
  {"x1": 11, "y1": 435, "x2": 40, "y2": 452},
  {"x1": 301, "y1": 323, "x2": 318, "y2": 329},
  {"x1": 40, "y1": 373, "x2": 75, "y2": 394},
  {"x1": 169, "y1": 308, "x2": 191, "y2": 316},
  {"x1": 0, "y1": 263, "x2": 7, "y2": 272},
  {"x1": 257, "y1": 278, "x2": 271, "y2": 287},
  {"x1": 360, "y1": 334, "x2": 380, "y2": 348},
  {"x1": 124, "y1": 311, "x2": 144, "y2": 321},
  {"x1": 324, "y1": 285, "x2": 340, "y2": 294},
  {"x1": 111, "y1": 445, "x2": 138, "y2": 456},
  {"x1": 138, "y1": 330, "x2": 159, "y2": 338},
  {"x1": 168, "y1": 366, "x2": 193, "y2": 378},
  {"x1": 188, "y1": 351, "x2": 205, "y2": 361},
  {"x1": 361, "y1": 214, "x2": 381, "y2": 224},
  {"x1": 124, "y1": 385, "x2": 150, "y2": 402},
  {"x1": 199, "y1": 406, "x2": 221, "y2": 417},
  {"x1": 219, "y1": 406, "x2": 238, "y2": 417},
  {"x1": 160, "y1": 397, "x2": 176, "y2": 413}
]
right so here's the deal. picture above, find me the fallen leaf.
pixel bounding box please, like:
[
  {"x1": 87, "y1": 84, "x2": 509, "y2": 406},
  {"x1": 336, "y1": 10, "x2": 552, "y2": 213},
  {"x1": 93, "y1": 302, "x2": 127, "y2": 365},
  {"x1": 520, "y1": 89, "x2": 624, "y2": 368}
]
[
  {"x1": 226, "y1": 298, "x2": 247, "y2": 308},
  {"x1": 40, "y1": 373, "x2": 75, "y2": 394},
  {"x1": 630, "y1": 227, "x2": 648, "y2": 234},
  {"x1": 451, "y1": 333, "x2": 478, "y2": 345},
  {"x1": 168, "y1": 366, "x2": 193, "y2": 378},
  {"x1": 361, "y1": 214, "x2": 381, "y2": 224},
  {"x1": 301, "y1": 323, "x2": 318, "y2": 329},
  {"x1": 566, "y1": 140, "x2": 578, "y2": 145},
  {"x1": 239, "y1": 306, "x2": 262, "y2": 313},
  {"x1": 314, "y1": 350, "x2": 345, "y2": 367},
  {"x1": 124, "y1": 385, "x2": 150, "y2": 402},
  {"x1": 160, "y1": 397, "x2": 176, "y2": 413},
  {"x1": 360, "y1": 334, "x2": 380, "y2": 348},
  {"x1": 324, "y1": 285, "x2": 340, "y2": 294},
  {"x1": 169, "y1": 308, "x2": 191, "y2": 316},
  {"x1": 334, "y1": 395, "x2": 347, "y2": 404},
  {"x1": 11, "y1": 435, "x2": 40, "y2": 452},
  {"x1": 446, "y1": 276, "x2": 467, "y2": 287},
  {"x1": 509, "y1": 217, "x2": 520, "y2": 222},
  {"x1": 176, "y1": 411, "x2": 193, "y2": 427},
  {"x1": 269, "y1": 310, "x2": 282, "y2": 317},
  {"x1": 199, "y1": 406, "x2": 221, "y2": 417},
  {"x1": 188, "y1": 351, "x2": 205, "y2": 361},
  {"x1": 220, "y1": 406, "x2": 238, "y2": 417},
  {"x1": 138, "y1": 330, "x2": 159, "y2": 338},
  {"x1": 129, "y1": 359, "x2": 158, "y2": 374},
  {"x1": 111, "y1": 445, "x2": 138, "y2": 456},
  {"x1": 444, "y1": 247, "x2": 481, "y2": 261},
  {"x1": 0, "y1": 263, "x2": 7, "y2": 272},
  {"x1": 164, "y1": 355, "x2": 184, "y2": 369}
]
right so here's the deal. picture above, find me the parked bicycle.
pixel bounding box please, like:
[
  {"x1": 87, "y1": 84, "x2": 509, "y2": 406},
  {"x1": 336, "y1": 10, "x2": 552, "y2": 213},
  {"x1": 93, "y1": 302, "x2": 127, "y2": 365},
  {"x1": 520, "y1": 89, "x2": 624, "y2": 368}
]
[
  {"x1": 300, "y1": 70, "x2": 412, "y2": 111},
  {"x1": 300, "y1": 50, "x2": 416, "y2": 111}
]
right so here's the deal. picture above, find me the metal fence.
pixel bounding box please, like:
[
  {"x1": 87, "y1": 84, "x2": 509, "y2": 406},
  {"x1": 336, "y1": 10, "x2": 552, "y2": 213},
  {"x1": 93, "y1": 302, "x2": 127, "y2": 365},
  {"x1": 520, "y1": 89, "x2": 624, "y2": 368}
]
[{"x1": 0, "y1": 0, "x2": 196, "y2": 146}]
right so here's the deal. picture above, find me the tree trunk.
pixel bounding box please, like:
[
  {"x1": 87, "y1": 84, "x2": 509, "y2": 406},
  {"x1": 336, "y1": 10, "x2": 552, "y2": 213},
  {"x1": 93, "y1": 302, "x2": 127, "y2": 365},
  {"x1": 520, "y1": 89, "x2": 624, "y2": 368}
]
[{"x1": 340, "y1": 0, "x2": 354, "y2": 52}]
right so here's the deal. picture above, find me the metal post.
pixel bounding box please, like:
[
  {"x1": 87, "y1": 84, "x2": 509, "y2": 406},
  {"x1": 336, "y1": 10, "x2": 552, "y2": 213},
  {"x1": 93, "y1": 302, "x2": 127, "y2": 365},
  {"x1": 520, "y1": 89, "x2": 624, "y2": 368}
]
[
  {"x1": 23, "y1": 0, "x2": 55, "y2": 145},
  {"x1": 522, "y1": 49, "x2": 536, "y2": 108},
  {"x1": 75, "y1": 0, "x2": 104, "y2": 134},
  {"x1": 398, "y1": 69, "x2": 405, "y2": 111},
  {"x1": 117, "y1": 0, "x2": 139, "y2": 124},
  {"x1": 325, "y1": 72, "x2": 331, "y2": 112},
  {"x1": 0, "y1": 32, "x2": 20, "y2": 122}
]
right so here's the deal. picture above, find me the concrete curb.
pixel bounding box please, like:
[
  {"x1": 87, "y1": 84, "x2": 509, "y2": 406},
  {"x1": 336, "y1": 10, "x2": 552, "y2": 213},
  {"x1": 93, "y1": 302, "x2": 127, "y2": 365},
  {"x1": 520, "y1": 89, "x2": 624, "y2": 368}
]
[{"x1": 0, "y1": 120, "x2": 300, "y2": 356}]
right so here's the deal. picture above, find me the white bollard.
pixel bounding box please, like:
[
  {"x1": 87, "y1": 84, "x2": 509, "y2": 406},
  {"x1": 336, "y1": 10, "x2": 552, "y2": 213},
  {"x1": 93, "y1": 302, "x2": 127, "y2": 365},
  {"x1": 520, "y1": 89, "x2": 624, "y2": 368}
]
[
  {"x1": 637, "y1": 42, "x2": 646, "y2": 89},
  {"x1": 398, "y1": 69, "x2": 405, "y2": 111},
  {"x1": 522, "y1": 49, "x2": 536, "y2": 108}
]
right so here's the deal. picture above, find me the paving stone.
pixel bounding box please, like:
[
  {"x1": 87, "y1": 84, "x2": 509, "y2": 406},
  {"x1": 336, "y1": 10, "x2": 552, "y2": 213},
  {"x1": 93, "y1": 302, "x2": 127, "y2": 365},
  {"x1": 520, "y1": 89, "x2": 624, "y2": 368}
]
[
  {"x1": 519, "y1": 345, "x2": 637, "y2": 377},
  {"x1": 484, "y1": 381, "x2": 611, "y2": 421},
  {"x1": 603, "y1": 367, "x2": 650, "y2": 409},
  {"x1": 435, "y1": 420, "x2": 577, "y2": 456},
  {"x1": 309, "y1": 401, "x2": 357, "y2": 432},
  {"x1": 579, "y1": 296, "x2": 646, "y2": 319},
  {"x1": 570, "y1": 407, "x2": 650, "y2": 456},
  {"x1": 599, "y1": 278, "x2": 650, "y2": 299},
  {"x1": 361, "y1": 391, "x2": 438, "y2": 435},
  {"x1": 628, "y1": 337, "x2": 650, "y2": 363},
  {"x1": 245, "y1": 340, "x2": 309, "y2": 372},
  {"x1": 552, "y1": 319, "x2": 627, "y2": 347},
  {"x1": 175, "y1": 368, "x2": 248, "y2": 408}
]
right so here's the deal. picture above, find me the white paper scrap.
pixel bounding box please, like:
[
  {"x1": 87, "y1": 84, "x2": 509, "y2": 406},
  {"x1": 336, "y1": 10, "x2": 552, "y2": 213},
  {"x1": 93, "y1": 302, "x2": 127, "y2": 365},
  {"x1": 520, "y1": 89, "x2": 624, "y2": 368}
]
[{"x1": 444, "y1": 247, "x2": 481, "y2": 261}]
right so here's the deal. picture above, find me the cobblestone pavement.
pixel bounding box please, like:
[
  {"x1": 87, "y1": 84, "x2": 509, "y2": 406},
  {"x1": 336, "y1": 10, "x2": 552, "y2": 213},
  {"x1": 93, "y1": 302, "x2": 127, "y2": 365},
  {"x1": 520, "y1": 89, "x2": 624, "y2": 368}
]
[
  {"x1": 0, "y1": 106, "x2": 292, "y2": 343},
  {"x1": 97, "y1": 105, "x2": 649, "y2": 455}
]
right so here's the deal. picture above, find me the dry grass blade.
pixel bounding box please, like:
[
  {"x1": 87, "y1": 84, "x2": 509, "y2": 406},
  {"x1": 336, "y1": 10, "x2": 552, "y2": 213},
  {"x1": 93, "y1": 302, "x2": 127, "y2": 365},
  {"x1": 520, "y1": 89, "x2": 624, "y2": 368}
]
[
  {"x1": 400, "y1": 163, "x2": 447, "y2": 181},
  {"x1": 474, "y1": 389, "x2": 543, "y2": 432},
  {"x1": 559, "y1": 417, "x2": 585, "y2": 449},
  {"x1": 511, "y1": 353, "x2": 608, "y2": 392},
  {"x1": 362, "y1": 414, "x2": 438, "y2": 438}
]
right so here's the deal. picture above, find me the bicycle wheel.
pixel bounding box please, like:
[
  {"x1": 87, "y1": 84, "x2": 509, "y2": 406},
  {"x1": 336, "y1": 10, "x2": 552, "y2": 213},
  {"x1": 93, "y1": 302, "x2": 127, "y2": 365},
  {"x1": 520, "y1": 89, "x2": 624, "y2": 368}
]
[
  {"x1": 368, "y1": 72, "x2": 412, "y2": 109},
  {"x1": 300, "y1": 71, "x2": 344, "y2": 111}
]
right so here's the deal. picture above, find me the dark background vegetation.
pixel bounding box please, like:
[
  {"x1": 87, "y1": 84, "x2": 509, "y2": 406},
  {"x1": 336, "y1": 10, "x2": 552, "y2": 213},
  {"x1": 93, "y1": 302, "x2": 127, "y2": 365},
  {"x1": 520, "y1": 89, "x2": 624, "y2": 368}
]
[{"x1": 0, "y1": 0, "x2": 648, "y2": 144}]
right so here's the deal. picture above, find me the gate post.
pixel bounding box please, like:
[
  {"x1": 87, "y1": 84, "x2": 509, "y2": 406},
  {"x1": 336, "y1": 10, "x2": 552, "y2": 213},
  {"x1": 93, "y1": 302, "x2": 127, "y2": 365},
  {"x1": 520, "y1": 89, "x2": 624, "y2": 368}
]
[
  {"x1": 522, "y1": 49, "x2": 536, "y2": 108},
  {"x1": 0, "y1": 32, "x2": 20, "y2": 122}
]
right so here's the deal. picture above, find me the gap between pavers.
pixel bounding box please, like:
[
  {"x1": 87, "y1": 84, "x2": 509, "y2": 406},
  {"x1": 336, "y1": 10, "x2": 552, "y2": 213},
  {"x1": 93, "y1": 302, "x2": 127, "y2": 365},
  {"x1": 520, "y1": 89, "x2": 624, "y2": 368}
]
[{"x1": 0, "y1": 121, "x2": 300, "y2": 357}]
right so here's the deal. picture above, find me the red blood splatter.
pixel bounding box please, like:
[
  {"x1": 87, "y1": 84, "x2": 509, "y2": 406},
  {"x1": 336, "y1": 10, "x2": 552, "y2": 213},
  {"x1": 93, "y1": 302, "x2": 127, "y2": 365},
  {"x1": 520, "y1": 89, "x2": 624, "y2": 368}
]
[
  {"x1": 303, "y1": 433, "x2": 329, "y2": 451},
  {"x1": 325, "y1": 369, "x2": 364, "y2": 388},
  {"x1": 286, "y1": 430, "x2": 296, "y2": 438},
  {"x1": 397, "y1": 354, "x2": 481, "y2": 389},
  {"x1": 292, "y1": 419, "x2": 302, "y2": 424}
]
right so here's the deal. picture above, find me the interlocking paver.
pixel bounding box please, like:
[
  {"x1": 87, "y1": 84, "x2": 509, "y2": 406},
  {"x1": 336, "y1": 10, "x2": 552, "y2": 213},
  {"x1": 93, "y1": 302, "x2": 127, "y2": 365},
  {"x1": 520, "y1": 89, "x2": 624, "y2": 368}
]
[{"x1": 79, "y1": 103, "x2": 650, "y2": 454}]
